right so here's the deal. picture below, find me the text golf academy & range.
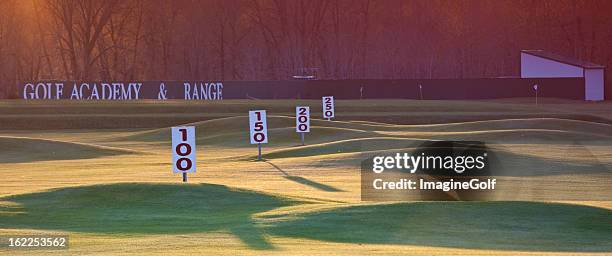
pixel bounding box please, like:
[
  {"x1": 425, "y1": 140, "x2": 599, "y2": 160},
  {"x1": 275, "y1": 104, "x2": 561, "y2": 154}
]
[{"x1": 21, "y1": 81, "x2": 224, "y2": 100}]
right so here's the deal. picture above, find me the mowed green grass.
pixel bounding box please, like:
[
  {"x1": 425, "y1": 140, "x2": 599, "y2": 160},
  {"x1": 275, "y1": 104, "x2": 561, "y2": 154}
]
[
  {"x1": 0, "y1": 183, "x2": 298, "y2": 250},
  {"x1": 0, "y1": 99, "x2": 610, "y2": 255},
  {"x1": 266, "y1": 201, "x2": 612, "y2": 252},
  {"x1": 0, "y1": 185, "x2": 609, "y2": 252}
]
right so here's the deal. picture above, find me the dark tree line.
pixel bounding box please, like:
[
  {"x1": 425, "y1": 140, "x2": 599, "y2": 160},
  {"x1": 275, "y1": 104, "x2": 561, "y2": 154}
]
[{"x1": 1, "y1": 0, "x2": 611, "y2": 98}]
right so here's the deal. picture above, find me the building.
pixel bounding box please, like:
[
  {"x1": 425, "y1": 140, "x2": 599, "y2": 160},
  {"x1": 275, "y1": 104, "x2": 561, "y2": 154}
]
[{"x1": 521, "y1": 50, "x2": 605, "y2": 101}]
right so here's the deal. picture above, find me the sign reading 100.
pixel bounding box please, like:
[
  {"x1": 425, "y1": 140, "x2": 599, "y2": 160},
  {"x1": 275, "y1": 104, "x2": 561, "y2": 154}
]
[{"x1": 172, "y1": 126, "x2": 196, "y2": 173}]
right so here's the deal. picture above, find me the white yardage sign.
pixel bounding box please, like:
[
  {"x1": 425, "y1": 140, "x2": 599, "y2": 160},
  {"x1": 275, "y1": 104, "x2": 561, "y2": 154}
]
[
  {"x1": 249, "y1": 110, "x2": 268, "y2": 144},
  {"x1": 172, "y1": 126, "x2": 196, "y2": 173},
  {"x1": 322, "y1": 96, "x2": 334, "y2": 119},
  {"x1": 296, "y1": 106, "x2": 310, "y2": 132}
]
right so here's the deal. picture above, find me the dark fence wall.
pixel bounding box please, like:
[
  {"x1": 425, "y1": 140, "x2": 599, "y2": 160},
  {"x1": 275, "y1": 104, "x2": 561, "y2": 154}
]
[
  {"x1": 19, "y1": 78, "x2": 585, "y2": 100},
  {"x1": 223, "y1": 78, "x2": 585, "y2": 100}
]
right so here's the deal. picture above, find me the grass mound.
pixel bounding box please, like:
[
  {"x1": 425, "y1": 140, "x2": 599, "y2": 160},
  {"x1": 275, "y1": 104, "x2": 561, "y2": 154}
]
[
  {"x1": 124, "y1": 116, "x2": 612, "y2": 149},
  {"x1": 124, "y1": 116, "x2": 376, "y2": 147},
  {"x1": 380, "y1": 129, "x2": 612, "y2": 144},
  {"x1": 0, "y1": 136, "x2": 133, "y2": 163},
  {"x1": 261, "y1": 137, "x2": 425, "y2": 159},
  {"x1": 305, "y1": 117, "x2": 612, "y2": 133},
  {"x1": 418, "y1": 118, "x2": 612, "y2": 135},
  {"x1": 266, "y1": 201, "x2": 612, "y2": 252},
  {"x1": 262, "y1": 137, "x2": 609, "y2": 177}
]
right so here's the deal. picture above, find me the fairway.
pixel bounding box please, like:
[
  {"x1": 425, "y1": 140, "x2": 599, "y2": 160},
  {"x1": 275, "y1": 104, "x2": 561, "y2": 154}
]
[{"x1": 0, "y1": 99, "x2": 610, "y2": 255}]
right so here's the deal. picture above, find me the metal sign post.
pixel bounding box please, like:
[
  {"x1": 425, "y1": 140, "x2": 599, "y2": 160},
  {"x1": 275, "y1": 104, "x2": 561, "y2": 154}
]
[
  {"x1": 258, "y1": 143, "x2": 262, "y2": 161},
  {"x1": 533, "y1": 84, "x2": 539, "y2": 106},
  {"x1": 419, "y1": 84, "x2": 423, "y2": 100}
]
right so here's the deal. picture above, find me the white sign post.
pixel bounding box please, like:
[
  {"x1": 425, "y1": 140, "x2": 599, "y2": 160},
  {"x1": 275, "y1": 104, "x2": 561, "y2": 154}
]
[
  {"x1": 322, "y1": 96, "x2": 334, "y2": 121},
  {"x1": 533, "y1": 84, "x2": 539, "y2": 105},
  {"x1": 418, "y1": 84, "x2": 423, "y2": 100},
  {"x1": 172, "y1": 126, "x2": 196, "y2": 182},
  {"x1": 296, "y1": 106, "x2": 310, "y2": 145},
  {"x1": 249, "y1": 110, "x2": 268, "y2": 160}
]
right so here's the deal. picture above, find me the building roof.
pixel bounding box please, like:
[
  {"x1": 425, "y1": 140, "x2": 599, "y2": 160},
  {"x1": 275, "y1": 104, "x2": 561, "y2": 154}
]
[{"x1": 521, "y1": 50, "x2": 605, "y2": 69}]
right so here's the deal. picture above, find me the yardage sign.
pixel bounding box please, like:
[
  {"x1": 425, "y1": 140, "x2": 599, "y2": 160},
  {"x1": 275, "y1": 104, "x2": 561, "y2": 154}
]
[
  {"x1": 249, "y1": 110, "x2": 268, "y2": 144},
  {"x1": 296, "y1": 106, "x2": 310, "y2": 132},
  {"x1": 172, "y1": 126, "x2": 196, "y2": 173},
  {"x1": 322, "y1": 96, "x2": 334, "y2": 119}
]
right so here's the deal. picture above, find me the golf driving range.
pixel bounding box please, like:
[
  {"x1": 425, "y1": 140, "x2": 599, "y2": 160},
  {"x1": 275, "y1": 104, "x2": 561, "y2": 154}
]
[{"x1": 0, "y1": 99, "x2": 610, "y2": 255}]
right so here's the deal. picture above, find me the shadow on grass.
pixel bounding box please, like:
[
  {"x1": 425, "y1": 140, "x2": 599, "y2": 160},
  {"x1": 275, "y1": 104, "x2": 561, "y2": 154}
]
[
  {"x1": 265, "y1": 161, "x2": 343, "y2": 192},
  {"x1": 265, "y1": 201, "x2": 612, "y2": 252},
  {"x1": 0, "y1": 183, "x2": 299, "y2": 250},
  {"x1": 479, "y1": 143, "x2": 611, "y2": 176}
]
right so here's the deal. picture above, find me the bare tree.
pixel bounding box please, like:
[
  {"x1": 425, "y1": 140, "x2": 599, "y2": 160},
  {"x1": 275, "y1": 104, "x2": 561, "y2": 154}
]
[{"x1": 46, "y1": 0, "x2": 121, "y2": 80}]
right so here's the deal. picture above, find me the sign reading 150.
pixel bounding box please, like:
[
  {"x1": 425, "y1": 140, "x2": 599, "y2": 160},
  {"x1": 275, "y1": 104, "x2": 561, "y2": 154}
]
[{"x1": 249, "y1": 110, "x2": 268, "y2": 144}]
